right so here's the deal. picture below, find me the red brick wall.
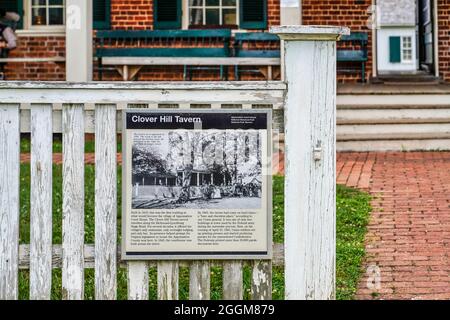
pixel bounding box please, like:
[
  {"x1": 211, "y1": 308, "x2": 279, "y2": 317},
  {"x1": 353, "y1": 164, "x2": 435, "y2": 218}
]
[
  {"x1": 437, "y1": 0, "x2": 450, "y2": 81},
  {"x1": 111, "y1": 0, "x2": 153, "y2": 30},
  {"x1": 3, "y1": 0, "x2": 280, "y2": 81},
  {"x1": 268, "y1": 0, "x2": 281, "y2": 27},
  {"x1": 3, "y1": 36, "x2": 65, "y2": 80},
  {"x1": 4, "y1": 0, "x2": 450, "y2": 83},
  {"x1": 302, "y1": 0, "x2": 373, "y2": 83},
  {"x1": 110, "y1": 0, "x2": 279, "y2": 30}
]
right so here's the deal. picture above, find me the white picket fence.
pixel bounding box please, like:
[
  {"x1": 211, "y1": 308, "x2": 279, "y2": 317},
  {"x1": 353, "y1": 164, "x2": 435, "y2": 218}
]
[
  {"x1": 0, "y1": 26, "x2": 347, "y2": 300},
  {"x1": 0, "y1": 82, "x2": 285, "y2": 300}
]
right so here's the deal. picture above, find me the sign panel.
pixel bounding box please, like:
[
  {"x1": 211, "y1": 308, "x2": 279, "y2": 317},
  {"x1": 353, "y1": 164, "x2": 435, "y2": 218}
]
[{"x1": 122, "y1": 110, "x2": 272, "y2": 260}]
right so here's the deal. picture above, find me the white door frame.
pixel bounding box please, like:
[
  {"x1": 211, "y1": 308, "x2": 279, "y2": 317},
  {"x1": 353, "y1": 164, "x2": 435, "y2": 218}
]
[
  {"x1": 372, "y1": 0, "x2": 377, "y2": 78},
  {"x1": 433, "y1": 0, "x2": 439, "y2": 77},
  {"x1": 372, "y1": 0, "x2": 439, "y2": 78}
]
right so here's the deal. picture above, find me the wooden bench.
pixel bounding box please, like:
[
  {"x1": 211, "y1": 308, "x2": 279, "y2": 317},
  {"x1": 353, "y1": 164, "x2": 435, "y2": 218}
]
[
  {"x1": 233, "y1": 32, "x2": 281, "y2": 80},
  {"x1": 96, "y1": 30, "x2": 282, "y2": 81},
  {"x1": 337, "y1": 32, "x2": 368, "y2": 83},
  {"x1": 96, "y1": 29, "x2": 232, "y2": 81}
]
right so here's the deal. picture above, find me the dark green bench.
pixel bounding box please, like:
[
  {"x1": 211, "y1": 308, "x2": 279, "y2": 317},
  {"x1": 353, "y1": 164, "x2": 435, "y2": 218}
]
[
  {"x1": 233, "y1": 32, "x2": 281, "y2": 80},
  {"x1": 337, "y1": 32, "x2": 368, "y2": 82},
  {"x1": 95, "y1": 29, "x2": 232, "y2": 80}
]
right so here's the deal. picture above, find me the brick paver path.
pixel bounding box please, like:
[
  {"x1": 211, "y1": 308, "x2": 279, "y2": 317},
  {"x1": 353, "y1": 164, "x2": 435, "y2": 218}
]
[
  {"x1": 20, "y1": 151, "x2": 450, "y2": 299},
  {"x1": 337, "y1": 152, "x2": 450, "y2": 300},
  {"x1": 20, "y1": 153, "x2": 120, "y2": 165}
]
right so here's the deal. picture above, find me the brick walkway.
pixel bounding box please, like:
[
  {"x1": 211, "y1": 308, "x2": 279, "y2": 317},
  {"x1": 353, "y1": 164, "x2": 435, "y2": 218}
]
[
  {"x1": 337, "y1": 152, "x2": 450, "y2": 300},
  {"x1": 20, "y1": 153, "x2": 121, "y2": 165},
  {"x1": 20, "y1": 151, "x2": 450, "y2": 299}
]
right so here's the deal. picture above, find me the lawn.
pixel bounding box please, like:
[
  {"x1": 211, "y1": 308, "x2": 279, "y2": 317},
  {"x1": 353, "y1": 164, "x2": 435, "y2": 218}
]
[
  {"x1": 20, "y1": 136, "x2": 122, "y2": 154},
  {"x1": 17, "y1": 166, "x2": 371, "y2": 300}
]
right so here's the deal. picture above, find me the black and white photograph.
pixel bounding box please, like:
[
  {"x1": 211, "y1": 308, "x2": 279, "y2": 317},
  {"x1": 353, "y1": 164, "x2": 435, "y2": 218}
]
[{"x1": 131, "y1": 129, "x2": 264, "y2": 210}]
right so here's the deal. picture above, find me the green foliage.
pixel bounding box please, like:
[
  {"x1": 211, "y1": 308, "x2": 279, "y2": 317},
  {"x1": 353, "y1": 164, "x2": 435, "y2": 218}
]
[
  {"x1": 272, "y1": 175, "x2": 284, "y2": 244},
  {"x1": 132, "y1": 145, "x2": 168, "y2": 175}
]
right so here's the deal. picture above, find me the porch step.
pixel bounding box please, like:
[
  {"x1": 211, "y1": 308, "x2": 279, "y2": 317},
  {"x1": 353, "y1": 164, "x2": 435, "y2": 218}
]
[
  {"x1": 337, "y1": 139, "x2": 450, "y2": 152},
  {"x1": 337, "y1": 83, "x2": 450, "y2": 95},
  {"x1": 337, "y1": 108, "x2": 450, "y2": 124},
  {"x1": 336, "y1": 99, "x2": 450, "y2": 151},
  {"x1": 374, "y1": 73, "x2": 441, "y2": 85},
  {"x1": 337, "y1": 123, "x2": 450, "y2": 140}
]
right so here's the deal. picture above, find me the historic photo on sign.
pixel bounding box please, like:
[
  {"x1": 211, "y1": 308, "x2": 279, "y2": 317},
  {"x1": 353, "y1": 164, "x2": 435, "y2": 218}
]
[{"x1": 131, "y1": 129, "x2": 263, "y2": 210}]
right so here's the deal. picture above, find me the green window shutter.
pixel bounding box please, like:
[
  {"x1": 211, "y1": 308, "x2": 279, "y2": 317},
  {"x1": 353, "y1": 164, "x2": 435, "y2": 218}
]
[
  {"x1": 93, "y1": 0, "x2": 111, "y2": 30},
  {"x1": 389, "y1": 36, "x2": 401, "y2": 63},
  {"x1": 154, "y1": 0, "x2": 181, "y2": 30},
  {"x1": 0, "y1": 0, "x2": 23, "y2": 29},
  {"x1": 240, "y1": 0, "x2": 267, "y2": 30}
]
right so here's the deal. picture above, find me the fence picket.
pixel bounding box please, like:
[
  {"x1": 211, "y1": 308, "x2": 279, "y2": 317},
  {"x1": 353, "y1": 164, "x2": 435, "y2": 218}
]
[
  {"x1": 222, "y1": 261, "x2": 243, "y2": 300},
  {"x1": 30, "y1": 104, "x2": 53, "y2": 300},
  {"x1": 128, "y1": 262, "x2": 149, "y2": 300},
  {"x1": 189, "y1": 261, "x2": 210, "y2": 300},
  {"x1": 0, "y1": 104, "x2": 20, "y2": 300},
  {"x1": 62, "y1": 104, "x2": 85, "y2": 300},
  {"x1": 251, "y1": 261, "x2": 272, "y2": 300},
  {"x1": 157, "y1": 261, "x2": 179, "y2": 300},
  {"x1": 95, "y1": 104, "x2": 117, "y2": 300}
]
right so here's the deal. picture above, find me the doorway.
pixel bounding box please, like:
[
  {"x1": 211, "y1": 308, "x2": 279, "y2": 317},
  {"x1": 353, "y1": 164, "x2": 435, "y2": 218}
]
[
  {"x1": 418, "y1": 0, "x2": 435, "y2": 74},
  {"x1": 375, "y1": 0, "x2": 438, "y2": 80}
]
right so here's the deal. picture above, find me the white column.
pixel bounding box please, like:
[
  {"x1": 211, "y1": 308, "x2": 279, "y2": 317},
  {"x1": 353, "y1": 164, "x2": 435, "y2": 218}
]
[
  {"x1": 66, "y1": 0, "x2": 93, "y2": 81},
  {"x1": 271, "y1": 26, "x2": 349, "y2": 300},
  {"x1": 280, "y1": 0, "x2": 301, "y2": 25}
]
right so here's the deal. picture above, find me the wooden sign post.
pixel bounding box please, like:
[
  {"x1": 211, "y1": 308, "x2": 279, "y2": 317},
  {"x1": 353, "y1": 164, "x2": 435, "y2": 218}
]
[{"x1": 271, "y1": 26, "x2": 350, "y2": 300}]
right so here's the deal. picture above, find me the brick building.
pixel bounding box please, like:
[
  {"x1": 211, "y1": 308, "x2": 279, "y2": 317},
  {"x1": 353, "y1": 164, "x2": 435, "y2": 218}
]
[{"x1": 0, "y1": 0, "x2": 448, "y2": 83}]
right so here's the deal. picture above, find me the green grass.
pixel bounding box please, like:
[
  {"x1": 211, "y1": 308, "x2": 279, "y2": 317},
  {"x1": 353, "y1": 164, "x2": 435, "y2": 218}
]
[
  {"x1": 17, "y1": 166, "x2": 370, "y2": 300},
  {"x1": 336, "y1": 185, "x2": 372, "y2": 300},
  {"x1": 20, "y1": 136, "x2": 122, "y2": 153}
]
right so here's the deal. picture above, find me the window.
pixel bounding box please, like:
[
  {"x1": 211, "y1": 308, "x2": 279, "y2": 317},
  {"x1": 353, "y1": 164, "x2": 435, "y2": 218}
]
[
  {"x1": 157, "y1": 0, "x2": 266, "y2": 30},
  {"x1": 402, "y1": 36, "x2": 413, "y2": 62},
  {"x1": 93, "y1": 0, "x2": 111, "y2": 30},
  {"x1": 30, "y1": 0, "x2": 65, "y2": 27},
  {"x1": 189, "y1": 0, "x2": 238, "y2": 27},
  {"x1": 21, "y1": 1, "x2": 110, "y2": 31}
]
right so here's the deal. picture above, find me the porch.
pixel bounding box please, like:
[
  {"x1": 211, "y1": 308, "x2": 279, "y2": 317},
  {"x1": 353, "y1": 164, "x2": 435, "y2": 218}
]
[{"x1": 0, "y1": 1, "x2": 368, "y2": 82}]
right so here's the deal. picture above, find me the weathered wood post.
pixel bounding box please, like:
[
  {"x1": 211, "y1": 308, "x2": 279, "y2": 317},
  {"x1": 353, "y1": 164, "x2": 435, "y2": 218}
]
[
  {"x1": 271, "y1": 26, "x2": 349, "y2": 300},
  {"x1": 66, "y1": 0, "x2": 93, "y2": 81}
]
